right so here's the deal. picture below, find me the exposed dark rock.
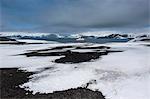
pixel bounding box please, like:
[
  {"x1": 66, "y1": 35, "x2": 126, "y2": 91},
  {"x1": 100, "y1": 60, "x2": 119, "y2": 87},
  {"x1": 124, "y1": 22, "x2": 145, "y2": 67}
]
[
  {"x1": 106, "y1": 50, "x2": 123, "y2": 53},
  {"x1": 55, "y1": 50, "x2": 108, "y2": 63},
  {"x1": 140, "y1": 38, "x2": 150, "y2": 41},
  {"x1": 142, "y1": 44, "x2": 150, "y2": 47},
  {"x1": 20, "y1": 45, "x2": 122, "y2": 63},
  {"x1": 137, "y1": 35, "x2": 148, "y2": 38},
  {"x1": 0, "y1": 41, "x2": 26, "y2": 44},
  {"x1": 0, "y1": 36, "x2": 16, "y2": 41},
  {"x1": 98, "y1": 34, "x2": 123, "y2": 39},
  {"x1": 51, "y1": 45, "x2": 75, "y2": 50},
  {"x1": 0, "y1": 68, "x2": 33, "y2": 98},
  {"x1": 84, "y1": 79, "x2": 97, "y2": 88},
  {"x1": 75, "y1": 46, "x2": 110, "y2": 49},
  {"x1": 21, "y1": 51, "x2": 67, "y2": 57},
  {"x1": 0, "y1": 36, "x2": 48, "y2": 45},
  {"x1": 27, "y1": 45, "x2": 76, "y2": 52},
  {"x1": 107, "y1": 34, "x2": 122, "y2": 38},
  {"x1": 0, "y1": 36, "x2": 26, "y2": 44},
  {"x1": 0, "y1": 68, "x2": 105, "y2": 99}
]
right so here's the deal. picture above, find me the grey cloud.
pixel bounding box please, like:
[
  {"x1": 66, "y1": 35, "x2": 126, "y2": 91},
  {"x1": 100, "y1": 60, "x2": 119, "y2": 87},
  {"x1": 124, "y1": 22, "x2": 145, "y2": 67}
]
[
  {"x1": 43, "y1": 0, "x2": 149, "y2": 26},
  {"x1": 1, "y1": 0, "x2": 150, "y2": 33}
]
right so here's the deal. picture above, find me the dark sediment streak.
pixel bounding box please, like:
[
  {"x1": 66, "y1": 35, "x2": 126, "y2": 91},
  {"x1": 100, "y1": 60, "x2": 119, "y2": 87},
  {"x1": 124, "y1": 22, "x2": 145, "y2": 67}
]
[
  {"x1": 55, "y1": 50, "x2": 108, "y2": 63},
  {"x1": 20, "y1": 45, "x2": 122, "y2": 63},
  {"x1": 0, "y1": 37, "x2": 17, "y2": 41},
  {"x1": 0, "y1": 36, "x2": 48, "y2": 45},
  {"x1": 0, "y1": 68, "x2": 105, "y2": 99},
  {"x1": 75, "y1": 46, "x2": 110, "y2": 49}
]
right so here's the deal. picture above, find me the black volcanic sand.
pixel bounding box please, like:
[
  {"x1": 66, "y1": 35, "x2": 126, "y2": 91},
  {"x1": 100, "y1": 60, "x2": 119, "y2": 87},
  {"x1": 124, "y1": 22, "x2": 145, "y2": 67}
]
[
  {"x1": 21, "y1": 45, "x2": 122, "y2": 63},
  {"x1": 0, "y1": 68, "x2": 105, "y2": 99}
]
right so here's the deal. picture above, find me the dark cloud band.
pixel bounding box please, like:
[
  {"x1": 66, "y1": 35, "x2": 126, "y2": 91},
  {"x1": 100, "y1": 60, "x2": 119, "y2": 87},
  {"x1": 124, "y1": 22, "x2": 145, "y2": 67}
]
[{"x1": 1, "y1": 0, "x2": 149, "y2": 33}]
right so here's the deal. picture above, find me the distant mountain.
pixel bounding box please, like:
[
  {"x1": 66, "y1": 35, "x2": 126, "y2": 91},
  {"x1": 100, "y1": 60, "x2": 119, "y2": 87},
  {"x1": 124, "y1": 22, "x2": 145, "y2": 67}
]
[
  {"x1": 0, "y1": 32, "x2": 150, "y2": 43},
  {"x1": 129, "y1": 35, "x2": 150, "y2": 42}
]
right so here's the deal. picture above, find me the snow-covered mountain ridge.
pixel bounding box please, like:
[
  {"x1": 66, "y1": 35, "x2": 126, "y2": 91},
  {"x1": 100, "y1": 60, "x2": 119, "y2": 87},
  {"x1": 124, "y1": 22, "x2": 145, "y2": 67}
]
[{"x1": 0, "y1": 32, "x2": 150, "y2": 43}]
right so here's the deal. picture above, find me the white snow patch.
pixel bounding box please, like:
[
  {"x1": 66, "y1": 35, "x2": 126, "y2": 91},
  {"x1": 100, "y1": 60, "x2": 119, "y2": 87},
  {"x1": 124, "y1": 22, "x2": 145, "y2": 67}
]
[
  {"x1": 17, "y1": 39, "x2": 58, "y2": 44},
  {"x1": 0, "y1": 41, "x2": 150, "y2": 99}
]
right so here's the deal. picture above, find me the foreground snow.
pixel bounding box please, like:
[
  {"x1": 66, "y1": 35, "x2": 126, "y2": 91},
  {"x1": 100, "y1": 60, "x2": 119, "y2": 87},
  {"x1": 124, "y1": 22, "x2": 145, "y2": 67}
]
[{"x1": 0, "y1": 41, "x2": 150, "y2": 99}]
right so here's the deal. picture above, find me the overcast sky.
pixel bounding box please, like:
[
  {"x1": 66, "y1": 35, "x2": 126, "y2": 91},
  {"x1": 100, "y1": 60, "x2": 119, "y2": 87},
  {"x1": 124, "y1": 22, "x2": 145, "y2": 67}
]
[{"x1": 1, "y1": 0, "x2": 150, "y2": 33}]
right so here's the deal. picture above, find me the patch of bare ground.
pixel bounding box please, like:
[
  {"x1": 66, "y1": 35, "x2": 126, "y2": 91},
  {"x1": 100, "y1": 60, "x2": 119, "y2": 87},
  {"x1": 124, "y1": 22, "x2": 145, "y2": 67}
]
[
  {"x1": 20, "y1": 45, "x2": 122, "y2": 63},
  {"x1": 0, "y1": 68, "x2": 105, "y2": 99}
]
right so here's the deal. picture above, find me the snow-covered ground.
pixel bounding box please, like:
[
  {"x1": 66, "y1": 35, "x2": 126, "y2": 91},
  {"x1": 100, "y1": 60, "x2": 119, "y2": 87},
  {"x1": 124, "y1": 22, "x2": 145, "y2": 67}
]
[
  {"x1": 0, "y1": 41, "x2": 150, "y2": 99},
  {"x1": 17, "y1": 39, "x2": 59, "y2": 44}
]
